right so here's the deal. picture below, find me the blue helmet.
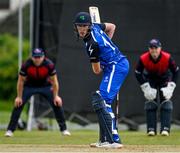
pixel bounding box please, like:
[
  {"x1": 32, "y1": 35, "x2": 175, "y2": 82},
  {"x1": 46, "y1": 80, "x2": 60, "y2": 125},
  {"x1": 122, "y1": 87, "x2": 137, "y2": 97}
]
[{"x1": 74, "y1": 12, "x2": 91, "y2": 25}]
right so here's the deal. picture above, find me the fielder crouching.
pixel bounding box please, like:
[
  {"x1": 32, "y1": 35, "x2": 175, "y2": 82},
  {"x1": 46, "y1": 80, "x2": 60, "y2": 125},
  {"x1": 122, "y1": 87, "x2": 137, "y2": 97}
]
[
  {"x1": 5, "y1": 48, "x2": 71, "y2": 137},
  {"x1": 135, "y1": 39, "x2": 179, "y2": 136}
]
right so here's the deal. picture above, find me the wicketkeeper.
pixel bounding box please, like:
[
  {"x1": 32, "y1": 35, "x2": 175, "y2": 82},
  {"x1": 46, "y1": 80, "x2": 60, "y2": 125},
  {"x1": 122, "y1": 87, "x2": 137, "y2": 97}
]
[
  {"x1": 135, "y1": 39, "x2": 179, "y2": 136},
  {"x1": 74, "y1": 12, "x2": 129, "y2": 148},
  {"x1": 5, "y1": 48, "x2": 71, "y2": 137}
]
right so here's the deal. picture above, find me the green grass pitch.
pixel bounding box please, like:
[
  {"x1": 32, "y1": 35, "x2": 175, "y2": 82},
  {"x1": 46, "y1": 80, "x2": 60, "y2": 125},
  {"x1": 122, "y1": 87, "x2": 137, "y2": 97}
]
[
  {"x1": 1, "y1": 130, "x2": 180, "y2": 152},
  {"x1": 0, "y1": 130, "x2": 180, "y2": 145}
]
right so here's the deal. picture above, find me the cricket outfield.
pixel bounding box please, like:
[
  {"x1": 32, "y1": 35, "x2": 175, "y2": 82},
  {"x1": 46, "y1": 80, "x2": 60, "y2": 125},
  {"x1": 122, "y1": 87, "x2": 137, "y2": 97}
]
[{"x1": 0, "y1": 130, "x2": 180, "y2": 152}]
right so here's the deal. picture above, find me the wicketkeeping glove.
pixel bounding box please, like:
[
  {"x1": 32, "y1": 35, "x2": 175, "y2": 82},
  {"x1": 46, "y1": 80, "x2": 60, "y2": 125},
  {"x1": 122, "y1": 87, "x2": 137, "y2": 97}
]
[
  {"x1": 140, "y1": 82, "x2": 157, "y2": 100},
  {"x1": 160, "y1": 82, "x2": 176, "y2": 100}
]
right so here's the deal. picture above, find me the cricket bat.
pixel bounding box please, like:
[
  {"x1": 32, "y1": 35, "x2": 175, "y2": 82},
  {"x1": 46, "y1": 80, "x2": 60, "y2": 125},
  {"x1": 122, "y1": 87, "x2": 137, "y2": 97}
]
[{"x1": 89, "y1": 6, "x2": 101, "y2": 23}]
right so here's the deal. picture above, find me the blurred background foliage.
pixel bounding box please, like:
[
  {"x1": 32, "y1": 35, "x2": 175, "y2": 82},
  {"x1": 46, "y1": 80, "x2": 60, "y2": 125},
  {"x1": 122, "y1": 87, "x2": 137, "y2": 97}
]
[
  {"x1": 0, "y1": 34, "x2": 29, "y2": 100},
  {"x1": 0, "y1": 4, "x2": 30, "y2": 101}
]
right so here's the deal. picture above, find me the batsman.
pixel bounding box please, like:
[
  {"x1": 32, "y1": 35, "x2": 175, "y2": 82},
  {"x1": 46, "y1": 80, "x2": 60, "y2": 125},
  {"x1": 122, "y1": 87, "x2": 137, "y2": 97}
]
[
  {"x1": 73, "y1": 11, "x2": 129, "y2": 148},
  {"x1": 135, "y1": 39, "x2": 179, "y2": 136}
]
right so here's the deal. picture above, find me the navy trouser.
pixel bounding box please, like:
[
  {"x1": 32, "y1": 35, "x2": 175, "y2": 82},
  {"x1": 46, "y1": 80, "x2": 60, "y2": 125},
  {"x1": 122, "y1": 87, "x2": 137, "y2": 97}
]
[{"x1": 7, "y1": 86, "x2": 67, "y2": 132}]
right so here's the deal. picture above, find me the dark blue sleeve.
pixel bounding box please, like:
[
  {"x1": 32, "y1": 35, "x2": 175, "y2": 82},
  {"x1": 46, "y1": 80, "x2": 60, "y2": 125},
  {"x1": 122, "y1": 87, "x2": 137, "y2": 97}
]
[
  {"x1": 169, "y1": 56, "x2": 179, "y2": 83},
  {"x1": 45, "y1": 58, "x2": 57, "y2": 76},
  {"x1": 87, "y1": 42, "x2": 100, "y2": 63},
  {"x1": 135, "y1": 59, "x2": 147, "y2": 85},
  {"x1": 19, "y1": 60, "x2": 29, "y2": 76}
]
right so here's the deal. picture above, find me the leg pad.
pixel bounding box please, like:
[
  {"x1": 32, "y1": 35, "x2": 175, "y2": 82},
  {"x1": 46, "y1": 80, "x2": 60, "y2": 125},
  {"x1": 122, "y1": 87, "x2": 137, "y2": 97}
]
[
  {"x1": 144, "y1": 101, "x2": 158, "y2": 133},
  {"x1": 160, "y1": 100, "x2": 173, "y2": 132},
  {"x1": 91, "y1": 91, "x2": 113, "y2": 143}
]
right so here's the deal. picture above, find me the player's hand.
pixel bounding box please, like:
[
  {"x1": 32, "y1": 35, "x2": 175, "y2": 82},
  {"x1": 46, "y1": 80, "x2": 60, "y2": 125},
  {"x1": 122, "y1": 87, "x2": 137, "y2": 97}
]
[
  {"x1": 54, "y1": 96, "x2": 62, "y2": 107},
  {"x1": 141, "y1": 82, "x2": 157, "y2": 100},
  {"x1": 146, "y1": 88, "x2": 157, "y2": 100},
  {"x1": 15, "y1": 97, "x2": 23, "y2": 107},
  {"x1": 160, "y1": 82, "x2": 176, "y2": 100}
]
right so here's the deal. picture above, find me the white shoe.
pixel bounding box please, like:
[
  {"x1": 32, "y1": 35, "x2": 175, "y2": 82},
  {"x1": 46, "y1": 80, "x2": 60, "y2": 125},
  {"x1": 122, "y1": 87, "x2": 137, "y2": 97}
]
[
  {"x1": 62, "y1": 130, "x2": 71, "y2": 136},
  {"x1": 106, "y1": 143, "x2": 123, "y2": 149},
  {"x1": 147, "y1": 131, "x2": 155, "y2": 136},
  {"x1": 96, "y1": 142, "x2": 123, "y2": 149},
  {"x1": 161, "y1": 130, "x2": 169, "y2": 136},
  {"x1": 5, "y1": 130, "x2": 13, "y2": 137}
]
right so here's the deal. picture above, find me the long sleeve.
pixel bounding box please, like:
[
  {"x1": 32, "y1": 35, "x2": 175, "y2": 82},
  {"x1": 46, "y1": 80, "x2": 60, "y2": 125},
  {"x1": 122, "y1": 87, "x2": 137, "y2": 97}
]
[
  {"x1": 169, "y1": 57, "x2": 179, "y2": 83},
  {"x1": 135, "y1": 59, "x2": 146, "y2": 85}
]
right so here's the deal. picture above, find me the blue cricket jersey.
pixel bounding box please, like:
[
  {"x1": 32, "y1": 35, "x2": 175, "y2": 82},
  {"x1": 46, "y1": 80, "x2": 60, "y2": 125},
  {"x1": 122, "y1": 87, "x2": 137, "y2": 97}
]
[
  {"x1": 83, "y1": 23, "x2": 126, "y2": 67},
  {"x1": 83, "y1": 22, "x2": 129, "y2": 104}
]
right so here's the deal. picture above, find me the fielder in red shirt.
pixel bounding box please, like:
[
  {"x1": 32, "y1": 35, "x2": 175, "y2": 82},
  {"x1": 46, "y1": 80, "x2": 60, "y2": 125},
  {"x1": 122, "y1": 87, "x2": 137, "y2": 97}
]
[{"x1": 5, "y1": 48, "x2": 71, "y2": 137}]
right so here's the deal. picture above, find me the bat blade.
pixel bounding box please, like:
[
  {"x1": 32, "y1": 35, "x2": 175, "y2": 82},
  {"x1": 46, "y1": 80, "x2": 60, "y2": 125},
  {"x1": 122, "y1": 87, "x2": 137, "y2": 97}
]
[{"x1": 89, "y1": 6, "x2": 101, "y2": 23}]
